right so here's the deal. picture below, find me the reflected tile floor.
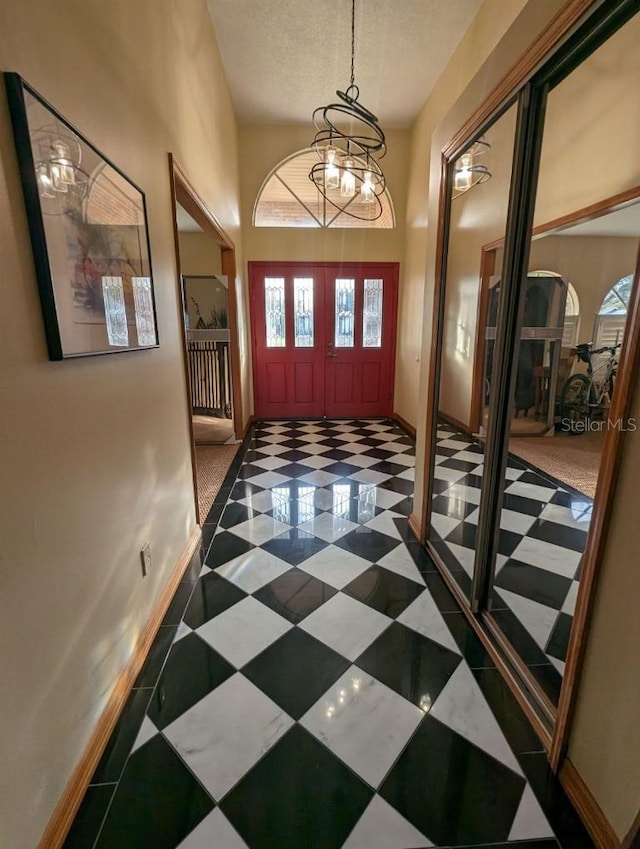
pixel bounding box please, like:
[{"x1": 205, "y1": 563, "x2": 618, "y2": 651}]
[
  {"x1": 430, "y1": 424, "x2": 591, "y2": 700},
  {"x1": 65, "y1": 419, "x2": 593, "y2": 849}
]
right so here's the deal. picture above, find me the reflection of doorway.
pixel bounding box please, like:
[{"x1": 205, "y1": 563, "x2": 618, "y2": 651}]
[
  {"x1": 249, "y1": 261, "x2": 399, "y2": 419},
  {"x1": 169, "y1": 155, "x2": 243, "y2": 523}
]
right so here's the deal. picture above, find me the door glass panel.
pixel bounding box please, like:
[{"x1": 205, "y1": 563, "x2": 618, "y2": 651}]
[
  {"x1": 363, "y1": 278, "x2": 384, "y2": 347},
  {"x1": 294, "y1": 277, "x2": 314, "y2": 347},
  {"x1": 488, "y1": 11, "x2": 640, "y2": 707},
  {"x1": 334, "y1": 278, "x2": 355, "y2": 347},
  {"x1": 264, "y1": 277, "x2": 285, "y2": 347},
  {"x1": 426, "y1": 102, "x2": 518, "y2": 601}
]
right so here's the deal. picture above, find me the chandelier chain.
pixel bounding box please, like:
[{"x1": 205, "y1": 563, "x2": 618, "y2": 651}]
[{"x1": 350, "y1": 0, "x2": 355, "y2": 89}]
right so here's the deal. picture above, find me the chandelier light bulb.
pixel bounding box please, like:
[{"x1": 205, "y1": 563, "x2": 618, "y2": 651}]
[
  {"x1": 341, "y1": 159, "x2": 356, "y2": 197},
  {"x1": 454, "y1": 152, "x2": 473, "y2": 192},
  {"x1": 51, "y1": 139, "x2": 76, "y2": 185},
  {"x1": 36, "y1": 163, "x2": 55, "y2": 198},
  {"x1": 361, "y1": 170, "x2": 375, "y2": 203},
  {"x1": 324, "y1": 146, "x2": 340, "y2": 189}
]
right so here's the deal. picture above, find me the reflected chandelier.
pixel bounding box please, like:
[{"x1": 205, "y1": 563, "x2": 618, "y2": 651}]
[
  {"x1": 452, "y1": 137, "x2": 491, "y2": 198},
  {"x1": 309, "y1": 0, "x2": 387, "y2": 221}
]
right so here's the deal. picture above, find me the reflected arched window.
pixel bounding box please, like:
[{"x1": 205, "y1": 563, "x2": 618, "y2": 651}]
[
  {"x1": 253, "y1": 148, "x2": 395, "y2": 229},
  {"x1": 594, "y1": 274, "x2": 633, "y2": 354}
]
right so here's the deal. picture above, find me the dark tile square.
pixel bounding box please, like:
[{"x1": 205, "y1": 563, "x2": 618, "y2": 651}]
[
  {"x1": 267, "y1": 501, "x2": 322, "y2": 525},
  {"x1": 229, "y1": 480, "x2": 264, "y2": 501},
  {"x1": 359, "y1": 446, "x2": 395, "y2": 460},
  {"x1": 519, "y1": 470, "x2": 557, "y2": 489},
  {"x1": 404, "y1": 539, "x2": 440, "y2": 574},
  {"x1": 147, "y1": 632, "x2": 234, "y2": 729},
  {"x1": 319, "y1": 447, "x2": 352, "y2": 461},
  {"x1": 546, "y1": 612, "x2": 573, "y2": 663},
  {"x1": 279, "y1": 449, "x2": 312, "y2": 462},
  {"x1": 161, "y1": 583, "x2": 195, "y2": 627},
  {"x1": 330, "y1": 497, "x2": 383, "y2": 525},
  {"x1": 183, "y1": 571, "x2": 246, "y2": 628},
  {"x1": 439, "y1": 456, "x2": 480, "y2": 473},
  {"x1": 428, "y1": 540, "x2": 473, "y2": 600},
  {"x1": 334, "y1": 527, "x2": 400, "y2": 563},
  {"x1": 254, "y1": 569, "x2": 337, "y2": 624},
  {"x1": 321, "y1": 462, "x2": 362, "y2": 478},
  {"x1": 443, "y1": 611, "x2": 495, "y2": 668},
  {"x1": 389, "y1": 496, "x2": 413, "y2": 517},
  {"x1": 275, "y1": 462, "x2": 315, "y2": 478},
  {"x1": 520, "y1": 752, "x2": 596, "y2": 849},
  {"x1": 495, "y1": 560, "x2": 572, "y2": 610},
  {"x1": 133, "y1": 626, "x2": 177, "y2": 688},
  {"x1": 219, "y1": 503, "x2": 258, "y2": 529},
  {"x1": 422, "y1": 569, "x2": 464, "y2": 612},
  {"x1": 343, "y1": 565, "x2": 423, "y2": 617},
  {"x1": 221, "y1": 725, "x2": 372, "y2": 849},
  {"x1": 369, "y1": 460, "x2": 407, "y2": 477},
  {"x1": 379, "y1": 715, "x2": 526, "y2": 846},
  {"x1": 92, "y1": 688, "x2": 152, "y2": 783},
  {"x1": 502, "y1": 492, "x2": 546, "y2": 517},
  {"x1": 260, "y1": 528, "x2": 329, "y2": 566},
  {"x1": 379, "y1": 476, "x2": 414, "y2": 496},
  {"x1": 431, "y1": 493, "x2": 477, "y2": 522},
  {"x1": 181, "y1": 546, "x2": 205, "y2": 585},
  {"x1": 242, "y1": 629, "x2": 350, "y2": 719},
  {"x1": 430, "y1": 477, "x2": 455, "y2": 495},
  {"x1": 472, "y1": 667, "x2": 544, "y2": 754},
  {"x1": 204, "y1": 531, "x2": 256, "y2": 570},
  {"x1": 490, "y1": 608, "x2": 551, "y2": 666},
  {"x1": 236, "y1": 462, "x2": 267, "y2": 480},
  {"x1": 94, "y1": 734, "x2": 214, "y2": 849},
  {"x1": 527, "y1": 519, "x2": 588, "y2": 553},
  {"x1": 356, "y1": 622, "x2": 461, "y2": 709},
  {"x1": 444, "y1": 520, "x2": 478, "y2": 549},
  {"x1": 63, "y1": 784, "x2": 115, "y2": 849}
]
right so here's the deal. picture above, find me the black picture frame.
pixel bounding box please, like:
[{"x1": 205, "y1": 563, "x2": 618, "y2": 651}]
[{"x1": 4, "y1": 72, "x2": 159, "y2": 359}]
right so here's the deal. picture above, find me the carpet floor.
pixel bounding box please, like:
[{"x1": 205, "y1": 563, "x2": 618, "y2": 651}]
[
  {"x1": 195, "y1": 443, "x2": 239, "y2": 520},
  {"x1": 193, "y1": 415, "x2": 235, "y2": 445},
  {"x1": 509, "y1": 430, "x2": 604, "y2": 498}
]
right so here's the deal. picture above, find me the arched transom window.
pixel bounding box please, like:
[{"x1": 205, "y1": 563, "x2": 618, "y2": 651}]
[{"x1": 253, "y1": 148, "x2": 395, "y2": 229}]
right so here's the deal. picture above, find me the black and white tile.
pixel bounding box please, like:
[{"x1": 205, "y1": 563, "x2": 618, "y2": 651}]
[
  {"x1": 65, "y1": 419, "x2": 592, "y2": 849},
  {"x1": 429, "y1": 423, "x2": 591, "y2": 698}
]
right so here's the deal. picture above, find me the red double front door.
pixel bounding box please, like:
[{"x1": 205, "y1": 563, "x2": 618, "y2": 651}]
[{"x1": 249, "y1": 262, "x2": 399, "y2": 419}]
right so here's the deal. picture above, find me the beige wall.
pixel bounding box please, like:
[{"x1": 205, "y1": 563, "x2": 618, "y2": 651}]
[
  {"x1": 178, "y1": 229, "x2": 223, "y2": 276},
  {"x1": 0, "y1": 2, "x2": 246, "y2": 847},
  {"x1": 411, "y1": 1, "x2": 640, "y2": 840},
  {"x1": 528, "y1": 235, "x2": 639, "y2": 342},
  {"x1": 396, "y1": 0, "x2": 532, "y2": 430}
]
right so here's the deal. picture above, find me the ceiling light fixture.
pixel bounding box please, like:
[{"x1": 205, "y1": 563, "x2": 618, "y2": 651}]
[
  {"x1": 452, "y1": 138, "x2": 491, "y2": 198},
  {"x1": 32, "y1": 125, "x2": 89, "y2": 214},
  {"x1": 309, "y1": 0, "x2": 387, "y2": 221}
]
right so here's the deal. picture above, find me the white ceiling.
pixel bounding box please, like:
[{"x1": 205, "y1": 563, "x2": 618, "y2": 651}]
[
  {"x1": 176, "y1": 203, "x2": 202, "y2": 232},
  {"x1": 206, "y1": 0, "x2": 482, "y2": 126},
  {"x1": 554, "y1": 202, "x2": 640, "y2": 238}
]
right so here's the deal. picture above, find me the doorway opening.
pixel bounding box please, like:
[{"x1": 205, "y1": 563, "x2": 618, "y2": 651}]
[{"x1": 168, "y1": 155, "x2": 244, "y2": 523}]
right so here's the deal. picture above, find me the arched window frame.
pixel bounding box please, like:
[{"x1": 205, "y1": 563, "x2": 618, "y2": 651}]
[
  {"x1": 593, "y1": 274, "x2": 632, "y2": 357},
  {"x1": 253, "y1": 148, "x2": 396, "y2": 229}
]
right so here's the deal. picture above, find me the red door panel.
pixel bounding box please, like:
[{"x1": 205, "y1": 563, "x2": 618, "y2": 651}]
[{"x1": 250, "y1": 262, "x2": 398, "y2": 419}]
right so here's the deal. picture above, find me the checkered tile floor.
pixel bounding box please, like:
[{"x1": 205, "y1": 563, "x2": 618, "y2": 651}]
[
  {"x1": 64, "y1": 420, "x2": 593, "y2": 849},
  {"x1": 430, "y1": 424, "x2": 591, "y2": 704}
]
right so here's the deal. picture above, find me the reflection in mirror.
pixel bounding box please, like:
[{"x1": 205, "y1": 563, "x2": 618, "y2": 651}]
[
  {"x1": 427, "y1": 102, "x2": 518, "y2": 599},
  {"x1": 487, "y1": 9, "x2": 640, "y2": 706}
]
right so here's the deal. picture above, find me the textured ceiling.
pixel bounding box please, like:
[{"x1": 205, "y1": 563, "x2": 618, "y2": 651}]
[{"x1": 206, "y1": 0, "x2": 482, "y2": 126}]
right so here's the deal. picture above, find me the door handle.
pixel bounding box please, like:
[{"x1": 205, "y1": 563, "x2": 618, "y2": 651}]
[{"x1": 326, "y1": 352, "x2": 337, "y2": 358}]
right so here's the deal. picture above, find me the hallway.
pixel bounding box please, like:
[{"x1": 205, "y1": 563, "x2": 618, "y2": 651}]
[{"x1": 65, "y1": 420, "x2": 593, "y2": 849}]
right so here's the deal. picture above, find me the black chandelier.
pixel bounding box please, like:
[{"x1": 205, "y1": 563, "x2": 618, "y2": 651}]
[{"x1": 309, "y1": 0, "x2": 387, "y2": 221}]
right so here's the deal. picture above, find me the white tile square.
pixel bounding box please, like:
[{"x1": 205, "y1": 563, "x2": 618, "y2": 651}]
[
  {"x1": 438, "y1": 438, "x2": 472, "y2": 450},
  {"x1": 466, "y1": 507, "x2": 537, "y2": 536},
  {"x1": 301, "y1": 666, "x2": 423, "y2": 787},
  {"x1": 251, "y1": 455, "x2": 291, "y2": 471},
  {"x1": 177, "y1": 809, "x2": 249, "y2": 848},
  {"x1": 442, "y1": 481, "x2": 482, "y2": 506},
  {"x1": 227, "y1": 514, "x2": 292, "y2": 546},
  {"x1": 197, "y1": 597, "x2": 292, "y2": 667},
  {"x1": 297, "y1": 432, "x2": 330, "y2": 443},
  {"x1": 387, "y1": 452, "x2": 415, "y2": 467},
  {"x1": 343, "y1": 454, "x2": 379, "y2": 468},
  {"x1": 215, "y1": 549, "x2": 292, "y2": 594},
  {"x1": 237, "y1": 490, "x2": 290, "y2": 513},
  {"x1": 252, "y1": 442, "x2": 290, "y2": 456},
  {"x1": 397, "y1": 467, "x2": 415, "y2": 481},
  {"x1": 377, "y1": 547, "x2": 425, "y2": 586},
  {"x1": 298, "y1": 545, "x2": 372, "y2": 589},
  {"x1": 350, "y1": 469, "x2": 392, "y2": 486},
  {"x1": 299, "y1": 470, "x2": 342, "y2": 487},
  {"x1": 294, "y1": 442, "x2": 331, "y2": 455},
  {"x1": 164, "y1": 674, "x2": 293, "y2": 801},
  {"x1": 300, "y1": 593, "x2": 391, "y2": 661},
  {"x1": 295, "y1": 454, "x2": 335, "y2": 470},
  {"x1": 562, "y1": 580, "x2": 580, "y2": 616},
  {"x1": 429, "y1": 512, "x2": 460, "y2": 540},
  {"x1": 297, "y1": 487, "x2": 337, "y2": 511},
  {"x1": 510, "y1": 536, "x2": 582, "y2": 578},
  {"x1": 432, "y1": 466, "x2": 466, "y2": 484},
  {"x1": 539, "y1": 502, "x2": 592, "y2": 530},
  {"x1": 363, "y1": 512, "x2": 403, "y2": 540},
  {"x1": 355, "y1": 487, "x2": 405, "y2": 511},
  {"x1": 505, "y1": 480, "x2": 557, "y2": 502},
  {"x1": 339, "y1": 442, "x2": 375, "y2": 455},
  {"x1": 244, "y1": 471, "x2": 292, "y2": 490},
  {"x1": 298, "y1": 511, "x2": 360, "y2": 543}
]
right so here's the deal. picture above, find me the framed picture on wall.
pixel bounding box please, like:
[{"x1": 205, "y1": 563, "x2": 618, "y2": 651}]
[{"x1": 4, "y1": 72, "x2": 159, "y2": 359}]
